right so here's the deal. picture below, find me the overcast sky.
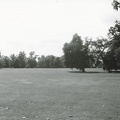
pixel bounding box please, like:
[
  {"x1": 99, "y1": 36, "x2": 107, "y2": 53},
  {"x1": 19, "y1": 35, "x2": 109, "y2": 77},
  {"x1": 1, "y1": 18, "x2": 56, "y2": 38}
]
[{"x1": 0, "y1": 0, "x2": 120, "y2": 57}]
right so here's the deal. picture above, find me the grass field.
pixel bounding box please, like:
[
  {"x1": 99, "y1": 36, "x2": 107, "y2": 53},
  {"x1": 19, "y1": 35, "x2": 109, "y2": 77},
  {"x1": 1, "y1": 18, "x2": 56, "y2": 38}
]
[{"x1": 0, "y1": 68, "x2": 120, "y2": 120}]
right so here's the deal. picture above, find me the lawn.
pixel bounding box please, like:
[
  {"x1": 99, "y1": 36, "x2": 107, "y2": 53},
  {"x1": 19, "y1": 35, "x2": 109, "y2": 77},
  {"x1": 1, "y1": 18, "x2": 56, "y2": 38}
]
[{"x1": 0, "y1": 68, "x2": 120, "y2": 120}]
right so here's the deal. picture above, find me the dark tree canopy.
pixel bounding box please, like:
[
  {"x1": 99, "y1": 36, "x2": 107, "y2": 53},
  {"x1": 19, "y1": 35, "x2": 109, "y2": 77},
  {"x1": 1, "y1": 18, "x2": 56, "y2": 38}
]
[
  {"x1": 18, "y1": 51, "x2": 27, "y2": 68},
  {"x1": 63, "y1": 34, "x2": 89, "y2": 72},
  {"x1": 102, "y1": 1, "x2": 120, "y2": 72},
  {"x1": 112, "y1": 0, "x2": 120, "y2": 10},
  {"x1": 37, "y1": 55, "x2": 64, "y2": 68},
  {"x1": 89, "y1": 38, "x2": 109, "y2": 67},
  {"x1": 107, "y1": 21, "x2": 120, "y2": 70},
  {"x1": 27, "y1": 51, "x2": 38, "y2": 68},
  {"x1": 103, "y1": 50, "x2": 117, "y2": 72}
]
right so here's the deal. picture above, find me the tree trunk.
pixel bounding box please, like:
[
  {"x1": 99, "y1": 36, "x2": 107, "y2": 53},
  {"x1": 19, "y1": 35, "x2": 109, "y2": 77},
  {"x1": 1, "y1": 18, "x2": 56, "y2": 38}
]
[
  {"x1": 82, "y1": 68, "x2": 85, "y2": 72},
  {"x1": 108, "y1": 69, "x2": 112, "y2": 73}
]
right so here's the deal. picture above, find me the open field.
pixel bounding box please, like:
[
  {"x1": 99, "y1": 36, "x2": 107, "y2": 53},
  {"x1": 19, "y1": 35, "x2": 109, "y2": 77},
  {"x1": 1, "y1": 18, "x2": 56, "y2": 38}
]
[{"x1": 0, "y1": 68, "x2": 120, "y2": 120}]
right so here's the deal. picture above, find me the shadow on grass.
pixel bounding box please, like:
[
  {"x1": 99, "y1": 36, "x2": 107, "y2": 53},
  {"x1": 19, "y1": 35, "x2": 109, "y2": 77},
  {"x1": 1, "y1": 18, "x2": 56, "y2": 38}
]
[
  {"x1": 68, "y1": 70, "x2": 120, "y2": 74},
  {"x1": 112, "y1": 71, "x2": 120, "y2": 73},
  {"x1": 68, "y1": 71, "x2": 105, "y2": 73}
]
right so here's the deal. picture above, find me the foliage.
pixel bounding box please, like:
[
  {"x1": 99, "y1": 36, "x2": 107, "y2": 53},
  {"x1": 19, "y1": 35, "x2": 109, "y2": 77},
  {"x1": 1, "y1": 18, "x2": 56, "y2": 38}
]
[
  {"x1": 104, "y1": 21, "x2": 120, "y2": 71},
  {"x1": 0, "y1": 51, "x2": 64, "y2": 68},
  {"x1": 18, "y1": 51, "x2": 27, "y2": 68},
  {"x1": 9, "y1": 52, "x2": 27, "y2": 68},
  {"x1": 102, "y1": 51, "x2": 117, "y2": 72},
  {"x1": 63, "y1": 34, "x2": 90, "y2": 72},
  {"x1": 108, "y1": 20, "x2": 120, "y2": 49},
  {"x1": 37, "y1": 55, "x2": 64, "y2": 68},
  {"x1": 10, "y1": 54, "x2": 18, "y2": 68},
  {"x1": 112, "y1": 0, "x2": 120, "y2": 10},
  {"x1": 102, "y1": 1, "x2": 120, "y2": 72},
  {"x1": 89, "y1": 38, "x2": 109, "y2": 67},
  {"x1": 3, "y1": 56, "x2": 10, "y2": 68},
  {"x1": 0, "y1": 57, "x2": 4, "y2": 68},
  {"x1": 27, "y1": 51, "x2": 38, "y2": 68}
]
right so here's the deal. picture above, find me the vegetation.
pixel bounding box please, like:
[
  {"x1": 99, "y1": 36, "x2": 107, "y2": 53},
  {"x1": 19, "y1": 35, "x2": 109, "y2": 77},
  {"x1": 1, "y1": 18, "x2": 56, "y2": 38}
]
[
  {"x1": 112, "y1": 0, "x2": 120, "y2": 10},
  {"x1": 0, "y1": 0, "x2": 120, "y2": 72},
  {"x1": 102, "y1": 0, "x2": 120, "y2": 72},
  {"x1": 37, "y1": 55, "x2": 65, "y2": 68},
  {"x1": 0, "y1": 51, "x2": 65, "y2": 68},
  {"x1": 63, "y1": 34, "x2": 90, "y2": 72},
  {"x1": 62, "y1": 0, "x2": 120, "y2": 72}
]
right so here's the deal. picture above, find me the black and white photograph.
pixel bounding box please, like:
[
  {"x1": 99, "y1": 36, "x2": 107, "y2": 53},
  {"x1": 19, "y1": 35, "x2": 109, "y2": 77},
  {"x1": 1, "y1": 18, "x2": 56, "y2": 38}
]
[{"x1": 0, "y1": 0, "x2": 120, "y2": 119}]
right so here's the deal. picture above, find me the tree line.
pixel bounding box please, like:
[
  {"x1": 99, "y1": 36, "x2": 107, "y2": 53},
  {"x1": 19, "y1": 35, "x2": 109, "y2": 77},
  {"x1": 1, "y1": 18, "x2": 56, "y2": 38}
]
[
  {"x1": 0, "y1": 51, "x2": 65, "y2": 68},
  {"x1": 0, "y1": 0, "x2": 120, "y2": 72}
]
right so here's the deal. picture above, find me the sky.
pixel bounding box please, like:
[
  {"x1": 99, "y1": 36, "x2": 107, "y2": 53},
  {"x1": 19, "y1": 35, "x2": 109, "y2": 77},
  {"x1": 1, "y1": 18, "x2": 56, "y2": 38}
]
[{"x1": 0, "y1": 0, "x2": 120, "y2": 57}]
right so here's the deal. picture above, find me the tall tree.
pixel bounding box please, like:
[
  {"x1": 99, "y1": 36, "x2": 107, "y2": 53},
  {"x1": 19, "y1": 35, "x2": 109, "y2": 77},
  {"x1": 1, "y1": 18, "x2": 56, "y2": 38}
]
[
  {"x1": 63, "y1": 34, "x2": 89, "y2": 72},
  {"x1": 102, "y1": 0, "x2": 120, "y2": 72},
  {"x1": 89, "y1": 38, "x2": 109, "y2": 67},
  {"x1": 102, "y1": 51, "x2": 117, "y2": 72},
  {"x1": 107, "y1": 21, "x2": 120, "y2": 70}
]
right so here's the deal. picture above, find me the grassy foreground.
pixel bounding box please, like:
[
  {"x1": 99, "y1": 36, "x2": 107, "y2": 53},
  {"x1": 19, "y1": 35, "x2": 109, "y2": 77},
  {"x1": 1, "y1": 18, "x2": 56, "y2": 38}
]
[{"x1": 0, "y1": 68, "x2": 120, "y2": 120}]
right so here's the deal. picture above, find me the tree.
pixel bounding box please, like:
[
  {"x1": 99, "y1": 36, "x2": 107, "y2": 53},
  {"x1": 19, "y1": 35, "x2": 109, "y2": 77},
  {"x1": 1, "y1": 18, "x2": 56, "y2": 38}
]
[
  {"x1": 102, "y1": 50, "x2": 117, "y2": 72},
  {"x1": 10, "y1": 54, "x2": 18, "y2": 68},
  {"x1": 44, "y1": 55, "x2": 55, "y2": 68},
  {"x1": 0, "y1": 57, "x2": 4, "y2": 68},
  {"x1": 112, "y1": 0, "x2": 120, "y2": 10},
  {"x1": 59, "y1": 55, "x2": 66, "y2": 68},
  {"x1": 63, "y1": 34, "x2": 89, "y2": 72},
  {"x1": 37, "y1": 55, "x2": 65, "y2": 68},
  {"x1": 37, "y1": 55, "x2": 47, "y2": 68},
  {"x1": 111, "y1": 1, "x2": 120, "y2": 51},
  {"x1": 3, "y1": 56, "x2": 10, "y2": 68},
  {"x1": 89, "y1": 38, "x2": 109, "y2": 68},
  {"x1": 108, "y1": 20, "x2": 120, "y2": 48},
  {"x1": 18, "y1": 51, "x2": 27, "y2": 68},
  {"x1": 107, "y1": 21, "x2": 120, "y2": 71},
  {"x1": 0, "y1": 52, "x2": 3, "y2": 68},
  {"x1": 53, "y1": 57, "x2": 62, "y2": 68},
  {"x1": 27, "y1": 51, "x2": 38, "y2": 68},
  {"x1": 103, "y1": 1, "x2": 120, "y2": 72}
]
